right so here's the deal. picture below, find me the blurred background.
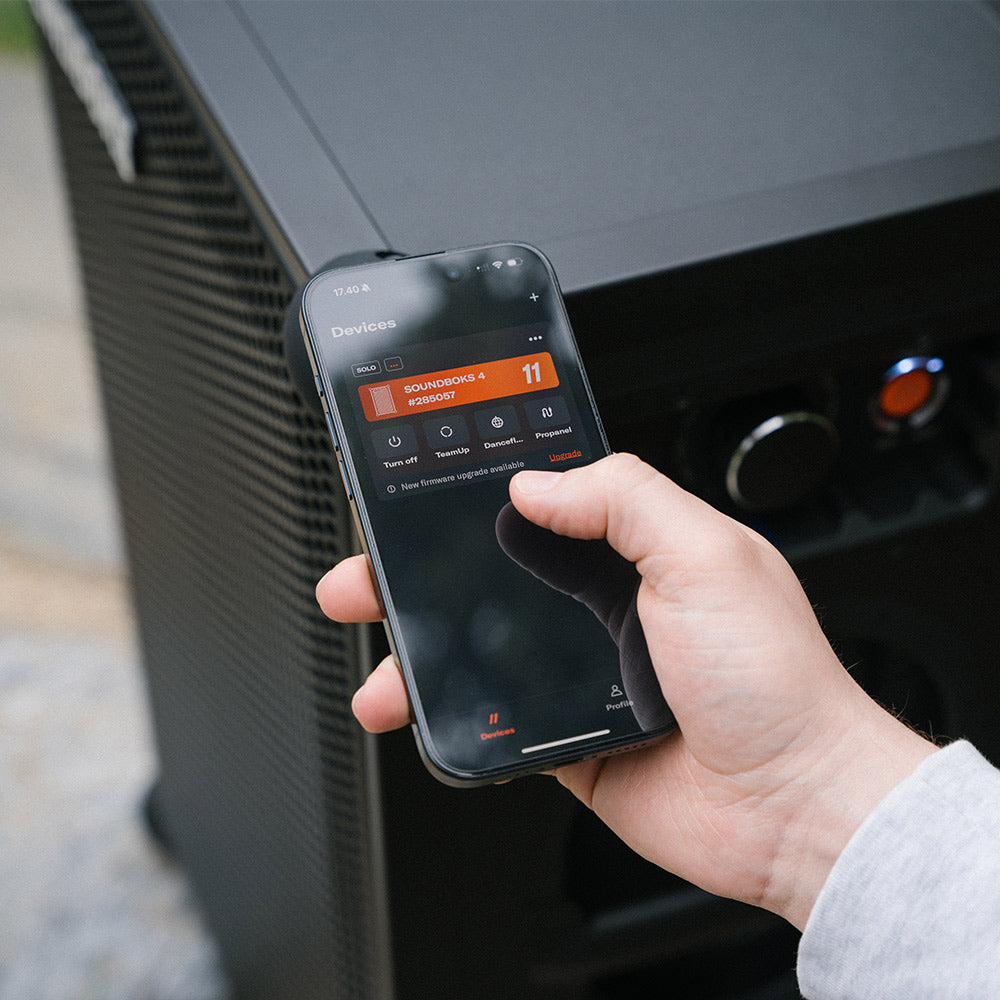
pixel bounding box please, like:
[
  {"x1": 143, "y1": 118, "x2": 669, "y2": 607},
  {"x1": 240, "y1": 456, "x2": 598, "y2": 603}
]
[{"x1": 0, "y1": 3, "x2": 228, "y2": 995}]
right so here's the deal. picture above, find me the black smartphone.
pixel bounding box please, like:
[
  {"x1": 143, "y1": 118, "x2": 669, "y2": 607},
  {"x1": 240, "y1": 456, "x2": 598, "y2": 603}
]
[{"x1": 299, "y1": 244, "x2": 673, "y2": 786}]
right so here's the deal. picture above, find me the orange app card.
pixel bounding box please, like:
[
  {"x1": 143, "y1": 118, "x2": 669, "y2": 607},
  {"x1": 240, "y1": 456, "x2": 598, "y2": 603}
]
[{"x1": 358, "y1": 352, "x2": 558, "y2": 421}]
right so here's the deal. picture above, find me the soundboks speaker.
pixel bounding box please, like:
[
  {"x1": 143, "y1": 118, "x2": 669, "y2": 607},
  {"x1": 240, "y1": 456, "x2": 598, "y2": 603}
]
[{"x1": 38, "y1": 1, "x2": 1000, "y2": 997}]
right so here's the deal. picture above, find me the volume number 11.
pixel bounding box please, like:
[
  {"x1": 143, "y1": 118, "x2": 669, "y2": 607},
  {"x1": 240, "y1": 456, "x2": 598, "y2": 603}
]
[{"x1": 522, "y1": 361, "x2": 542, "y2": 385}]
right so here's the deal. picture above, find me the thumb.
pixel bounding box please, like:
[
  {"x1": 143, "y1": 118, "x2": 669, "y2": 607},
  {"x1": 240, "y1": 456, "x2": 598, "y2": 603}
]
[
  {"x1": 509, "y1": 454, "x2": 846, "y2": 746},
  {"x1": 509, "y1": 453, "x2": 759, "y2": 578}
]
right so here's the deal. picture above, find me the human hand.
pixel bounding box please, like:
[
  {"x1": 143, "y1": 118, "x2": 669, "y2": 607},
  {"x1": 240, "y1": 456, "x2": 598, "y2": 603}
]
[{"x1": 316, "y1": 453, "x2": 935, "y2": 930}]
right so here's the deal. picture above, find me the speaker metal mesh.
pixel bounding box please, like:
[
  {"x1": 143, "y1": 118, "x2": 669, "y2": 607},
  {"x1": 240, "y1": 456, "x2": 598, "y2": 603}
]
[{"x1": 43, "y1": 3, "x2": 382, "y2": 997}]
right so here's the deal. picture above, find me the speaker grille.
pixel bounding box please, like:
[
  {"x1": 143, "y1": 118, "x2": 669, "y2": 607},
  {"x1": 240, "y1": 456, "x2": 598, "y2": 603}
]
[{"x1": 43, "y1": 3, "x2": 380, "y2": 997}]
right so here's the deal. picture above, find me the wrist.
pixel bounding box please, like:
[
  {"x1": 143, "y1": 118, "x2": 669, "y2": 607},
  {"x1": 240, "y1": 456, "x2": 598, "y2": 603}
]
[{"x1": 764, "y1": 692, "x2": 937, "y2": 930}]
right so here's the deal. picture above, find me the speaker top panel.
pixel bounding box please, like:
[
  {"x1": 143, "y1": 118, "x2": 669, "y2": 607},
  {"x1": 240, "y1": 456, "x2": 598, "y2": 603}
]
[{"x1": 146, "y1": 1, "x2": 1000, "y2": 289}]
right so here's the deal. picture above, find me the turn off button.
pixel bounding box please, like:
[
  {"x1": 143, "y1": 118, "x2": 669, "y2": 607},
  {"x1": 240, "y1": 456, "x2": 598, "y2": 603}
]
[{"x1": 371, "y1": 424, "x2": 418, "y2": 459}]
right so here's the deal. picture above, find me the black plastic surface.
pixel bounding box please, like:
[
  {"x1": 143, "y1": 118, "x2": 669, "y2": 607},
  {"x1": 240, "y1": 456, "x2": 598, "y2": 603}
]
[{"x1": 148, "y1": 1, "x2": 1000, "y2": 288}]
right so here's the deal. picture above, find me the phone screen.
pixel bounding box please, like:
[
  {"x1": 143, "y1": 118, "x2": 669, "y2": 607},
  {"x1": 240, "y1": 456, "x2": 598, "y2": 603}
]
[{"x1": 301, "y1": 245, "x2": 672, "y2": 784}]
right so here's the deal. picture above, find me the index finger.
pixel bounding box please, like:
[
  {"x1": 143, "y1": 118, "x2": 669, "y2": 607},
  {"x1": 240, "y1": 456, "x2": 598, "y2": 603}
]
[{"x1": 316, "y1": 554, "x2": 384, "y2": 623}]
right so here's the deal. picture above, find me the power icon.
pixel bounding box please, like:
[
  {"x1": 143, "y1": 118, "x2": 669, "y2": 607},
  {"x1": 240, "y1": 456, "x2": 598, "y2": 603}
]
[{"x1": 372, "y1": 424, "x2": 418, "y2": 459}]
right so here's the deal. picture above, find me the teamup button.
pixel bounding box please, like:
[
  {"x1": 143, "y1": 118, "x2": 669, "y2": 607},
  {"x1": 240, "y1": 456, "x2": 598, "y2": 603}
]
[{"x1": 423, "y1": 414, "x2": 471, "y2": 449}]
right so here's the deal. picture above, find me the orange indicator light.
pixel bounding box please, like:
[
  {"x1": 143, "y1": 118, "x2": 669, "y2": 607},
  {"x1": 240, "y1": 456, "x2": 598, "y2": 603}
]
[{"x1": 878, "y1": 367, "x2": 935, "y2": 419}]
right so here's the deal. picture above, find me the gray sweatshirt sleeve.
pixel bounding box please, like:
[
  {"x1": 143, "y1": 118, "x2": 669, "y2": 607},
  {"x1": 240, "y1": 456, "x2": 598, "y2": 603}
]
[{"x1": 797, "y1": 740, "x2": 1000, "y2": 999}]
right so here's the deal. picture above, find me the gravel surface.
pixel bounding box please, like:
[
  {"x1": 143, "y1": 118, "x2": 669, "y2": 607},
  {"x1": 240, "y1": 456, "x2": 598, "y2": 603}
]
[{"x1": 1, "y1": 55, "x2": 229, "y2": 1000}]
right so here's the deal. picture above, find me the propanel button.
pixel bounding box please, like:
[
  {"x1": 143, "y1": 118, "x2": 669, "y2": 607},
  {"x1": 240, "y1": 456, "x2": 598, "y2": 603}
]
[{"x1": 525, "y1": 395, "x2": 570, "y2": 430}]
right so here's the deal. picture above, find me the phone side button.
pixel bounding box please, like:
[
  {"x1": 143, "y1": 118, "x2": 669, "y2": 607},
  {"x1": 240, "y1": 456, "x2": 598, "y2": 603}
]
[
  {"x1": 322, "y1": 411, "x2": 340, "y2": 452},
  {"x1": 337, "y1": 459, "x2": 354, "y2": 501}
]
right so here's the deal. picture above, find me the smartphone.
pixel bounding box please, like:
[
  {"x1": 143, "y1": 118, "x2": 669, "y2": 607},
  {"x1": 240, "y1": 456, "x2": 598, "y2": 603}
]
[{"x1": 299, "y1": 244, "x2": 674, "y2": 785}]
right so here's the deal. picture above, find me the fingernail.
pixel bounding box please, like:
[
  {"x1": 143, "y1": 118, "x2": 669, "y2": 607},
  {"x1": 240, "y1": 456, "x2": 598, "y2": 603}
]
[{"x1": 513, "y1": 470, "x2": 561, "y2": 495}]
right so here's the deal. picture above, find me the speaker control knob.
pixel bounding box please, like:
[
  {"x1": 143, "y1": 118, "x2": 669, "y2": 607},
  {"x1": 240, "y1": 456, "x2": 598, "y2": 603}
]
[{"x1": 724, "y1": 411, "x2": 839, "y2": 513}]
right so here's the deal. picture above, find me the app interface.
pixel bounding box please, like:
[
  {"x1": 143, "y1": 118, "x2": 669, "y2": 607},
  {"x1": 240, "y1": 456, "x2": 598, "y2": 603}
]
[
  {"x1": 304, "y1": 247, "x2": 669, "y2": 777},
  {"x1": 355, "y1": 324, "x2": 588, "y2": 500}
]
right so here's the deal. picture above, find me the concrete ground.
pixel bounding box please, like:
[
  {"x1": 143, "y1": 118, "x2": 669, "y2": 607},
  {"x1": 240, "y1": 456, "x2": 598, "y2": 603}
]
[{"x1": 0, "y1": 55, "x2": 229, "y2": 999}]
